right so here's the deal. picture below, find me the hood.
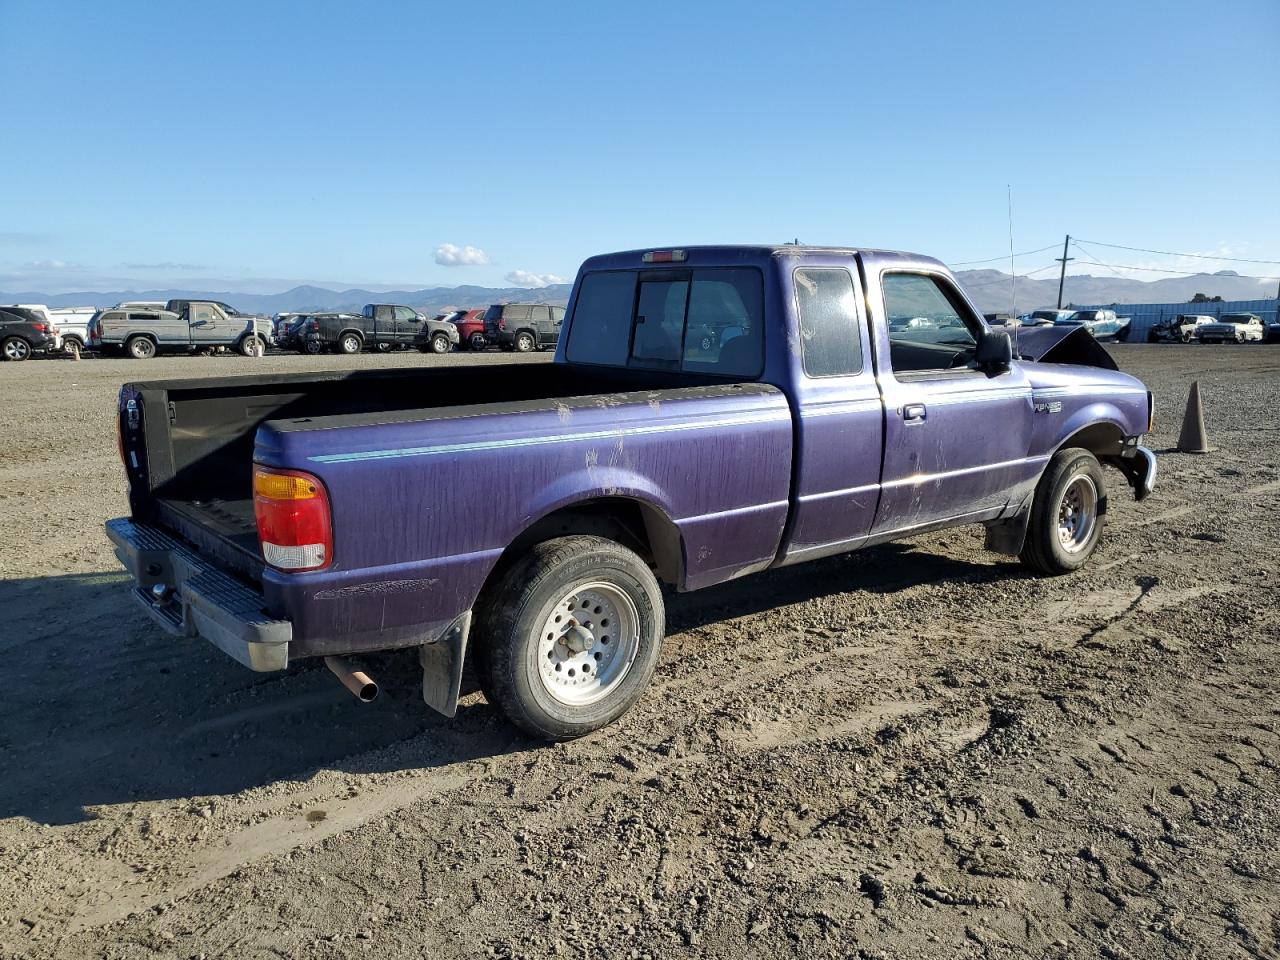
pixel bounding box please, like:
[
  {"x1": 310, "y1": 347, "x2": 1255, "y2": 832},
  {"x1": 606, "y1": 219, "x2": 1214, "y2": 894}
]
[{"x1": 1012, "y1": 324, "x2": 1117, "y2": 370}]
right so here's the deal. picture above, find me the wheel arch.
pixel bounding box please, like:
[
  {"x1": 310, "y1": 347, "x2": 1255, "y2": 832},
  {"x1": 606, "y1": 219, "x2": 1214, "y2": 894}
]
[
  {"x1": 1053, "y1": 418, "x2": 1127, "y2": 459},
  {"x1": 480, "y1": 495, "x2": 685, "y2": 604}
]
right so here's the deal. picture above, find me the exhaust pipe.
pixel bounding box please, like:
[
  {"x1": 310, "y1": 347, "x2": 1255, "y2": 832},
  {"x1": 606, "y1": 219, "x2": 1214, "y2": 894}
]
[{"x1": 324, "y1": 656, "x2": 378, "y2": 702}]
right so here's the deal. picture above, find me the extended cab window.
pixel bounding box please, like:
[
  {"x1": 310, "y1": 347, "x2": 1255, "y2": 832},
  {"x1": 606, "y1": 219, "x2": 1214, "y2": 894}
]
[
  {"x1": 881, "y1": 273, "x2": 979, "y2": 375},
  {"x1": 794, "y1": 267, "x2": 862, "y2": 377},
  {"x1": 393, "y1": 306, "x2": 418, "y2": 322},
  {"x1": 567, "y1": 268, "x2": 763, "y2": 377}
]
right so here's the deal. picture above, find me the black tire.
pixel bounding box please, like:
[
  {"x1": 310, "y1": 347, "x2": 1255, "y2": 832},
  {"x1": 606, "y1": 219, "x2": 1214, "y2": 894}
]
[
  {"x1": 375, "y1": 341, "x2": 393, "y2": 353},
  {"x1": 338, "y1": 332, "x2": 362, "y2": 355},
  {"x1": 126, "y1": 335, "x2": 156, "y2": 360},
  {"x1": 1020, "y1": 449, "x2": 1107, "y2": 575},
  {"x1": 431, "y1": 333, "x2": 451, "y2": 354},
  {"x1": 302, "y1": 338, "x2": 323, "y2": 355},
  {"x1": 238, "y1": 334, "x2": 265, "y2": 357},
  {"x1": 468, "y1": 333, "x2": 486, "y2": 351},
  {"x1": 514, "y1": 331, "x2": 535, "y2": 353},
  {"x1": 64, "y1": 337, "x2": 83, "y2": 359},
  {"x1": 476, "y1": 535, "x2": 664, "y2": 740},
  {"x1": 1, "y1": 336, "x2": 32, "y2": 362}
]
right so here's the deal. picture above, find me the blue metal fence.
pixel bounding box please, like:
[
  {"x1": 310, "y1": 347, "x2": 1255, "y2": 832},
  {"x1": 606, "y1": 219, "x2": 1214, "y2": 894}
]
[{"x1": 1069, "y1": 299, "x2": 1278, "y2": 340}]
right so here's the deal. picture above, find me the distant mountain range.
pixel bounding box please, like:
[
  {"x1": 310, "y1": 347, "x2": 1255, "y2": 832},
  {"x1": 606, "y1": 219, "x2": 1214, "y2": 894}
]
[{"x1": 2, "y1": 270, "x2": 1275, "y2": 316}]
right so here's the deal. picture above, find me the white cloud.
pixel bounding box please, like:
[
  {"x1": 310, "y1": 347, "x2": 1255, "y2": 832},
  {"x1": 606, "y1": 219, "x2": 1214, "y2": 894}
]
[
  {"x1": 434, "y1": 243, "x2": 490, "y2": 267},
  {"x1": 505, "y1": 269, "x2": 567, "y2": 288}
]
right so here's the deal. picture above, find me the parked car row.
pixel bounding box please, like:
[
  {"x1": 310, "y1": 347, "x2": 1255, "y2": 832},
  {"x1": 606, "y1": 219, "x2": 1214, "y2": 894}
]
[
  {"x1": 271, "y1": 302, "x2": 565, "y2": 356},
  {"x1": 981, "y1": 308, "x2": 1280, "y2": 345},
  {"x1": 1147, "y1": 312, "x2": 1269, "y2": 344},
  {"x1": 1, "y1": 298, "x2": 567, "y2": 361}
]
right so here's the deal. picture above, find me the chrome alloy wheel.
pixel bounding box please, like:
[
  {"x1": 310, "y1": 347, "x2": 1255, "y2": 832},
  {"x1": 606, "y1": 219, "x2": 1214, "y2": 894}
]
[
  {"x1": 537, "y1": 582, "x2": 640, "y2": 706},
  {"x1": 1057, "y1": 475, "x2": 1098, "y2": 553}
]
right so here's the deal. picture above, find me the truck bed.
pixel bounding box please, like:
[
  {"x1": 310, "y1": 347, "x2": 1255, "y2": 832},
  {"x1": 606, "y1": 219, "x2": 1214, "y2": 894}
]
[{"x1": 123, "y1": 361, "x2": 774, "y2": 581}]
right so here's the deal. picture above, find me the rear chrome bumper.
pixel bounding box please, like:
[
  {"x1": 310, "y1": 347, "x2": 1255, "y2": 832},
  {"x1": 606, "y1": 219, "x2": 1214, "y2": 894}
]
[{"x1": 106, "y1": 517, "x2": 291, "y2": 671}]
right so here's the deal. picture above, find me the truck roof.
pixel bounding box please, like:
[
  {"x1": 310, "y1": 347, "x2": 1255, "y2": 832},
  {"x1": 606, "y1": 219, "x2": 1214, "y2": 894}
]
[{"x1": 580, "y1": 244, "x2": 947, "y2": 272}]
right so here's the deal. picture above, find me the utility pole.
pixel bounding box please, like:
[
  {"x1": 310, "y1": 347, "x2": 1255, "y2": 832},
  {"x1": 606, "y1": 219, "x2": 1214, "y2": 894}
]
[{"x1": 1056, "y1": 234, "x2": 1074, "y2": 309}]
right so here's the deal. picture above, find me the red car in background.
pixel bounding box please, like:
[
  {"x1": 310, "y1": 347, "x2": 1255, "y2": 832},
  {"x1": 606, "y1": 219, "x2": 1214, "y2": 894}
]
[{"x1": 437, "y1": 309, "x2": 487, "y2": 350}]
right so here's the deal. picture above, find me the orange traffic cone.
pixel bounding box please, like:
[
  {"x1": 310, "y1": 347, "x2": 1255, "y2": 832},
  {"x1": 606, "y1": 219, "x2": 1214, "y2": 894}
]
[{"x1": 1177, "y1": 381, "x2": 1210, "y2": 454}]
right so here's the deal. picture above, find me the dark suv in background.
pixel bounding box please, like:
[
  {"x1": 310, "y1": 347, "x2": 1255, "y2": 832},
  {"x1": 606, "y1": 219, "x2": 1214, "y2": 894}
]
[
  {"x1": 483, "y1": 303, "x2": 565, "y2": 352},
  {"x1": 0, "y1": 308, "x2": 60, "y2": 361}
]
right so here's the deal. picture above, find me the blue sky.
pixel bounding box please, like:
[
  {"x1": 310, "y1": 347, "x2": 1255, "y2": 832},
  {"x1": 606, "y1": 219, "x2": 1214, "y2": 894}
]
[{"x1": 2, "y1": 0, "x2": 1278, "y2": 294}]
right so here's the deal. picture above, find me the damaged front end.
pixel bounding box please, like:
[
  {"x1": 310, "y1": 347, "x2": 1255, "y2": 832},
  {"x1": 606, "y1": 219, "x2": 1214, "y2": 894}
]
[{"x1": 1013, "y1": 325, "x2": 1118, "y2": 370}]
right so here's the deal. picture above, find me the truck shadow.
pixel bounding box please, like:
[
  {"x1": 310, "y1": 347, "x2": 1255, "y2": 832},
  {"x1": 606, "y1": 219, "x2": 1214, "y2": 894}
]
[{"x1": 0, "y1": 541, "x2": 1016, "y2": 825}]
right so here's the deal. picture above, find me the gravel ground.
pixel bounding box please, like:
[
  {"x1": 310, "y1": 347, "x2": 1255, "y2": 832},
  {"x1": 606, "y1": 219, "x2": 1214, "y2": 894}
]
[{"x1": 0, "y1": 344, "x2": 1277, "y2": 959}]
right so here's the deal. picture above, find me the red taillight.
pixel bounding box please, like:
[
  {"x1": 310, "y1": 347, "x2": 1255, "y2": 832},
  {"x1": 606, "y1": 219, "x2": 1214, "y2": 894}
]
[
  {"x1": 252, "y1": 466, "x2": 333, "y2": 571},
  {"x1": 32, "y1": 322, "x2": 48, "y2": 332}
]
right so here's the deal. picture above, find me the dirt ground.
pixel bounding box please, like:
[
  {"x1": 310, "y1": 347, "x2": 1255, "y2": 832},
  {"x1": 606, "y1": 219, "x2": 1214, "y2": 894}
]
[{"x1": 0, "y1": 344, "x2": 1277, "y2": 960}]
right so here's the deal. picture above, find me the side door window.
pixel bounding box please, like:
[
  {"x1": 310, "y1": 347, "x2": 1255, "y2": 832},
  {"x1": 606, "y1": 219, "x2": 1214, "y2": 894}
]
[
  {"x1": 529, "y1": 305, "x2": 551, "y2": 342},
  {"x1": 881, "y1": 273, "x2": 979, "y2": 377}
]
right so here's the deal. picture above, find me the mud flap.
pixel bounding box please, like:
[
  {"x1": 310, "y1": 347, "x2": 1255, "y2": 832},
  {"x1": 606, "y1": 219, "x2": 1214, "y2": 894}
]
[
  {"x1": 419, "y1": 611, "x2": 472, "y2": 718},
  {"x1": 984, "y1": 502, "x2": 1032, "y2": 557}
]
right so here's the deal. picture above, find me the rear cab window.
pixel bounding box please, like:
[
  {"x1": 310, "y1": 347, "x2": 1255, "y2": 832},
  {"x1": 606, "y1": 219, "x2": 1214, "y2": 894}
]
[{"x1": 566, "y1": 267, "x2": 764, "y2": 377}]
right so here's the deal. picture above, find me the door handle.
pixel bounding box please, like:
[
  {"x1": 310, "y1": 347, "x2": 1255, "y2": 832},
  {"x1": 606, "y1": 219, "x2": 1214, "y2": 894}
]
[{"x1": 902, "y1": 403, "x2": 927, "y2": 423}]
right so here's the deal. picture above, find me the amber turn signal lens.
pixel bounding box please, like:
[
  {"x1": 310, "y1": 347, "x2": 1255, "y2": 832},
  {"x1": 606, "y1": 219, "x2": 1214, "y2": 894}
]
[{"x1": 253, "y1": 469, "x2": 319, "y2": 501}]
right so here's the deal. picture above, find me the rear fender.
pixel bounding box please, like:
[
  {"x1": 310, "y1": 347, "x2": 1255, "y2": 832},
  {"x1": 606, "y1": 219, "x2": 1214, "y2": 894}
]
[{"x1": 510, "y1": 468, "x2": 684, "y2": 581}]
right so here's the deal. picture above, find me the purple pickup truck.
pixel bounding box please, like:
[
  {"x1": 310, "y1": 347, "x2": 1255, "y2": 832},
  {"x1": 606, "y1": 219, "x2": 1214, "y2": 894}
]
[{"x1": 106, "y1": 245, "x2": 1156, "y2": 739}]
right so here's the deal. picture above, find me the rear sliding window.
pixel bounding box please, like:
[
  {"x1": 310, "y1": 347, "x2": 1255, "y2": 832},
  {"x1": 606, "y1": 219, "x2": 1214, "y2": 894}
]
[{"x1": 566, "y1": 268, "x2": 763, "y2": 377}]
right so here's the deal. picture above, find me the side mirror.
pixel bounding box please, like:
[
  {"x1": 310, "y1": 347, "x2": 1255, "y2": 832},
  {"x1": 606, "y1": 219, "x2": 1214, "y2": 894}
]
[{"x1": 975, "y1": 327, "x2": 1013, "y2": 372}]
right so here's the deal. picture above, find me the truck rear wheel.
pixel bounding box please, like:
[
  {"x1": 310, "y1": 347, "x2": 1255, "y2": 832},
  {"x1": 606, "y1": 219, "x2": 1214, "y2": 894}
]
[
  {"x1": 477, "y1": 535, "x2": 664, "y2": 740},
  {"x1": 1020, "y1": 449, "x2": 1107, "y2": 575},
  {"x1": 126, "y1": 335, "x2": 156, "y2": 360},
  {"x1": 338, "y1": 333, "x2": 362, "y2": 354}
]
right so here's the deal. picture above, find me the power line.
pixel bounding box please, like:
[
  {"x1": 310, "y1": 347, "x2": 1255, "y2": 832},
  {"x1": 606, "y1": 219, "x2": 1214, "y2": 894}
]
[
  {"x1": 1073, "y1": 238, "x2": 1280, "y2": 266},
  {"x1": 961, "y1": 262, "x2": 1060, "y2": 289},
  {"x1": 950, "y1": 243, "x2": 1058, "y2": 266},
  {"x1": 1070, "y1": 242, "x2": 1280, "y2": 281}
]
